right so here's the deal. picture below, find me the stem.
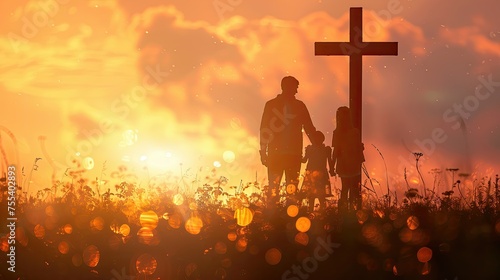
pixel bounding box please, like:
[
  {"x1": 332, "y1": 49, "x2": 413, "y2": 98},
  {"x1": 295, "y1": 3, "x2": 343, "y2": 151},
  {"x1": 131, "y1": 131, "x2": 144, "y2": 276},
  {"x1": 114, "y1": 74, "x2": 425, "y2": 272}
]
[
  {"x1": 413, "y1": 152, "x2": 426, "y2": 198},
  {"x1": 372, "y1": 144, "x2": 390, "y2": 202}
]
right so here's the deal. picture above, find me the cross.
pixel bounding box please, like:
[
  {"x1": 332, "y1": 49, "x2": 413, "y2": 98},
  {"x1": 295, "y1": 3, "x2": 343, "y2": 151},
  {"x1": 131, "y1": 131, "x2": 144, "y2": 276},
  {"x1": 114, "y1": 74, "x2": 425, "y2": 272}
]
[
  {"x1": 315, "y1": 7, "x2": 398, "y2": 134},
  {"x1": 315, "y1": 7, "x2": 398, "y2": 207}
]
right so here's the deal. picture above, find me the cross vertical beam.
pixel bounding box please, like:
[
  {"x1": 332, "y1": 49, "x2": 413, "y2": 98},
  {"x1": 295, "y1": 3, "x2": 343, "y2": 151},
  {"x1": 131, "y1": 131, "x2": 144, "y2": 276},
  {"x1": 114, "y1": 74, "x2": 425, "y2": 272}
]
[
  {"x1": 349, "y1": 8, "x2": 363, "y2": 134},
  {"x1": 315, "y1": 7, "x2": 398, "y2": 135}
]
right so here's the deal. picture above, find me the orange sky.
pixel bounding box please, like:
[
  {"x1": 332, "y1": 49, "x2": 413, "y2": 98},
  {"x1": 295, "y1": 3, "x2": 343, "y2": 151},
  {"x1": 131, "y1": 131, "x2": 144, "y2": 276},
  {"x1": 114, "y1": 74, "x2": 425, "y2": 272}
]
[{"x1": 1, "y1": 0, "x2": 499, "y2": 196}]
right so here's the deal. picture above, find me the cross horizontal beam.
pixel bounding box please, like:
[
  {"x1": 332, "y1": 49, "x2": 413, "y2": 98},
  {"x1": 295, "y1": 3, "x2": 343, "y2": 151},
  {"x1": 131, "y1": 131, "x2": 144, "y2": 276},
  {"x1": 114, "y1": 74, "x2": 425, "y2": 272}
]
[{"x1": 314, "y1": 42, "x2": 398, "y2": 56}]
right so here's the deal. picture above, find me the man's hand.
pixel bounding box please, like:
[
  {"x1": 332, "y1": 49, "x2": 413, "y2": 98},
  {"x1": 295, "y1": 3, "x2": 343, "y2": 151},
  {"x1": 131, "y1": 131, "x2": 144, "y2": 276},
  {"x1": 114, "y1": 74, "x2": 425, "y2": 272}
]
[
  {"x1": 329, "y1": 169, "x2": 336, "y2": 177},
  {"x1": 260, "y1": 150, "x2": 268, "y2": 166}
]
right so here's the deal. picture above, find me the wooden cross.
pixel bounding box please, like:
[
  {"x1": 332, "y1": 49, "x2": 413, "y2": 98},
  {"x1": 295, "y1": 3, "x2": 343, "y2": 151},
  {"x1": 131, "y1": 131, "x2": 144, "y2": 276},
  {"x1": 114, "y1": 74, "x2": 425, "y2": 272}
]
[
  {"x1": 315, "y1": 7, "x2": 398, "y2": 206},
  {"x1": 315, "y1": 7, "x2": 398, "y2": 135}
]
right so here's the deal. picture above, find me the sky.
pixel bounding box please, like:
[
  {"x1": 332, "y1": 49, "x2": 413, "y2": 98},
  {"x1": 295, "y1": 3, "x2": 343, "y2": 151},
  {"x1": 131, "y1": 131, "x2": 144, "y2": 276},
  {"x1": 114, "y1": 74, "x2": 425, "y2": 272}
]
[{"x1": 1, "y1": 0, "x2": 499, "y2": 197}]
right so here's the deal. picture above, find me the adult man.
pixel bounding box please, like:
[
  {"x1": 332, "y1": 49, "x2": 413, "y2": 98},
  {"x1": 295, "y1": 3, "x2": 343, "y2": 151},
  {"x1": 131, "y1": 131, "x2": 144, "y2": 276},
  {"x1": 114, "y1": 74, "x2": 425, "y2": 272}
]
[{"x1": 259, "y1": 76, "x2": 316, "y2": 205}]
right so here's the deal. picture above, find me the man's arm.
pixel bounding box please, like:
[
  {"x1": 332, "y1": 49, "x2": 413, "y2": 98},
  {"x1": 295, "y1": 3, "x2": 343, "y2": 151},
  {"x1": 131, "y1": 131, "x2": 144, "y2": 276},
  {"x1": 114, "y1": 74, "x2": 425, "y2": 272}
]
[
  {"x1": 326, "y1": 146, "x2": 335, "y2": 176},
  {"x1": 330, "y1": 132, "x2": 337, "y2": 176},
  {"x1": 259, "y1": 102, "x2": 271, "y2": 166},
  {"x1": 300, "y1": 102, "x2": 316, "y2": 141}
]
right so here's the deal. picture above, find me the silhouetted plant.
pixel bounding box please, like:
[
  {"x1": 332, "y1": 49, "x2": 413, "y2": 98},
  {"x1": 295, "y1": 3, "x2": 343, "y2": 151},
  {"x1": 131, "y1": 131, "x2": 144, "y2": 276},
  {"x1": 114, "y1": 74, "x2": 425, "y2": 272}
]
[{"x1": 1, "y1": 157, "x2": 498, "y2": 280}]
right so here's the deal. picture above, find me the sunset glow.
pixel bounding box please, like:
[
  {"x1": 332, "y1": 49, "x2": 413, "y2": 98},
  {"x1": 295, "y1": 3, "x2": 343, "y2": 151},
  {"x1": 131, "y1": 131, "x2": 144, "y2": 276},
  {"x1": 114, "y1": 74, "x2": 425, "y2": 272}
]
[
  {"x1": 0, "y1": 0, "x2": 498, "y2": 198},
  {"x1": 0, "y1": 1, "x2": 499, "y2": 279}
]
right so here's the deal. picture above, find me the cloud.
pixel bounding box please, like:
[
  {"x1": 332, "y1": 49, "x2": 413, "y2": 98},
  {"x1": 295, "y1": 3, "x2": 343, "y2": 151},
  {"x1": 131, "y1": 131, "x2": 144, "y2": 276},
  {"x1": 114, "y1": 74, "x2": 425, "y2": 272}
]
[{"x1": 440, "y1": 25, "x2": 500, "y2": 57}]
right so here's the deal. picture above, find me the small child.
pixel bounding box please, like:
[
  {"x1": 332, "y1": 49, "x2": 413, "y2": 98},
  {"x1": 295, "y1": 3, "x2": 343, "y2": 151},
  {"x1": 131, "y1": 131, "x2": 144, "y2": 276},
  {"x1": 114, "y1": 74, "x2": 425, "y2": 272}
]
[{"x1": 301, "y1": 130, "x2": 334, "y2": 212}]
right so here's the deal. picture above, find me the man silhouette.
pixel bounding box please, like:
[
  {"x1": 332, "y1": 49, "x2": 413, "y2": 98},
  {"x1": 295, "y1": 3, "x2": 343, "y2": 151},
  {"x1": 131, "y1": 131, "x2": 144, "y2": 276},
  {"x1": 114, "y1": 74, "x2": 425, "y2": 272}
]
[{"x1": 259, "y1": 76, "x2": 316, "y2": 206}]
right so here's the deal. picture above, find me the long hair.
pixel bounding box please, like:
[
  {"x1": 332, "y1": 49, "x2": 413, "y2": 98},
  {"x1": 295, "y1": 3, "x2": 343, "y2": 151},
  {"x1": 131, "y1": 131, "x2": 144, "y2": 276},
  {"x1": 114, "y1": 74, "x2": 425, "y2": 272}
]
[{"x1": 336, "y1": 106, "x2": 354, "y2": 131}]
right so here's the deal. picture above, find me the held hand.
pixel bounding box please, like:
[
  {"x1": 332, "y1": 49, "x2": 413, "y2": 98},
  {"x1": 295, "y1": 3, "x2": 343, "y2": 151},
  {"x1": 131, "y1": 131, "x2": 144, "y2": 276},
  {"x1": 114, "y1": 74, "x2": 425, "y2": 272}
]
[{"x1": 329, "y1": 169, "x2": 336, "y2": 177}]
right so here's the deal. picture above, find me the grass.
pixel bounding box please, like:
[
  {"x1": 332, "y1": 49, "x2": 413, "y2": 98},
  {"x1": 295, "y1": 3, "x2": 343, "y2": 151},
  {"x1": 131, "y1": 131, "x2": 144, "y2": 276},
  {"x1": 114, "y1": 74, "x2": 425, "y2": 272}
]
[{"x1": 0, "y1": 159, "x2": 499, "y2": 280}]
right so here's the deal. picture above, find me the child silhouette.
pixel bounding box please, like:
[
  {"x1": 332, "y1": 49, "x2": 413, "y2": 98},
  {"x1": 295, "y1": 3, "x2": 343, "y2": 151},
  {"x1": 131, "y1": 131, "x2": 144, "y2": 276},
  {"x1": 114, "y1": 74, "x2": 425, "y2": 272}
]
[{"x1": 301, "y1": 130, "x2": 334, "y2": 212}]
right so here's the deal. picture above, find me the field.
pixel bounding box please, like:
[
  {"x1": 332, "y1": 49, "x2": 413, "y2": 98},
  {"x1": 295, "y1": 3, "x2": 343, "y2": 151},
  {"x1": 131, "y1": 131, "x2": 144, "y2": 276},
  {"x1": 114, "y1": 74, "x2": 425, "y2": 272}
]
[{"x1": 1, "y1": 163, "x2": 499, "y2": 280}]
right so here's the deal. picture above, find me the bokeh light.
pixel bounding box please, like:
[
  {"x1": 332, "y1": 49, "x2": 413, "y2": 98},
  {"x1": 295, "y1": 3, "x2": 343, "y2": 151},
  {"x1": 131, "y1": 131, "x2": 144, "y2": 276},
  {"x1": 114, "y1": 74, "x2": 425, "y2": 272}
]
[
  {"x1": 185, "y1": 216, "x2": 204, "y2": 235},
  {"x1": 137, "y1": 227, "x2": 155, "y2": 245},
  {"x1": 362, "y1": 223, "x2": 383, "y2": 247},
  {"x1": 45, "y1": 205, "x2": 55, "y2": 216},
  {"x1": 234, "y1": 207, "x2": 253, "y2": 227},
  {"x1": 287, "y1": 205, "x2": 299, "y2": 217},
  {"x1": 90, "y1": 216, "x2": 105, "y2": 231},
  {"x1": 82, "y1": 245, "x2": 100, "y2": 267},
  {"x1": 82, "y1": 156, "x2": 95, "y2": 170},
  {"x1": 417, "y1": 247, "x2": 433, "y2": 263},
  {"x1": 140, "y1": 210, "x2": 159, "y2": 229},
  {"x1": 294, "y1": 232, "x2": 309, "y2": 246},
  {"x1": 168, "y1": 213, "x2": 182, "y2": 229},
  {"x1": 265, "y1": 248, "x2": 282, "y2": 265},
  {"x1": 296, "y1": 217, "x2": 311, "y2": 233},
  {"x1": 223, "y1": 150, "x2": 235, "y2": 163},
  {"x1": 63, "y1": 224, "x2": 73, "y2": 234},
  {"x1": 227, "y1": 231, "x2": 237, "y2": 241},
  {"x1": 407, "y1": 216, "x2": 420, "y2": 230},
  {"x1": 399, "y1": 227, "x2": 412, "y2": 243},
  {"x1": 120, "y1": 224, "x2": 131, "y2": 236},
  {"x1": 235, "y1": 237, "x2": 248, "y2": 252},
  {"x1": 189, "y1": 202, "x2": 198, "y2": 211},
  {"x1": 136, "y1": 253, "x2": 158, "y2": 275},
  {"x1": 173, "y1": 193, "x2": 185, "y2": 206},
  {"x1": 215, "y1": 241, "x2": 227, "y2": 254},
  {"x1": 58, "y1": 241, "x2": 70, "y2": 254},
  {"x1": 34, "y1": 224, "x2": 45, "y2": 239}
]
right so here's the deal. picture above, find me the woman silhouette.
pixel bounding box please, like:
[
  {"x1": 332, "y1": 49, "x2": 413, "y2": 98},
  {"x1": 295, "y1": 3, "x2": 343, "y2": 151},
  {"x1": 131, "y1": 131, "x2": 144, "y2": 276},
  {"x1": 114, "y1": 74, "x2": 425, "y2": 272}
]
[{"x1": 330, "y1": 106, "x2": 365, "y2": 213}]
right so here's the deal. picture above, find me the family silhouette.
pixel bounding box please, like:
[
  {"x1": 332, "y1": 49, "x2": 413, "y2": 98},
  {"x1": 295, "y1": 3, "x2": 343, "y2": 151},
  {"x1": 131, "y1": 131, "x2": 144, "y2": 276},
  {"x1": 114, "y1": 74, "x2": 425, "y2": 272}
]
[{"x1": 259, "y1": 76, "x2": 365, "y2": 213}]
